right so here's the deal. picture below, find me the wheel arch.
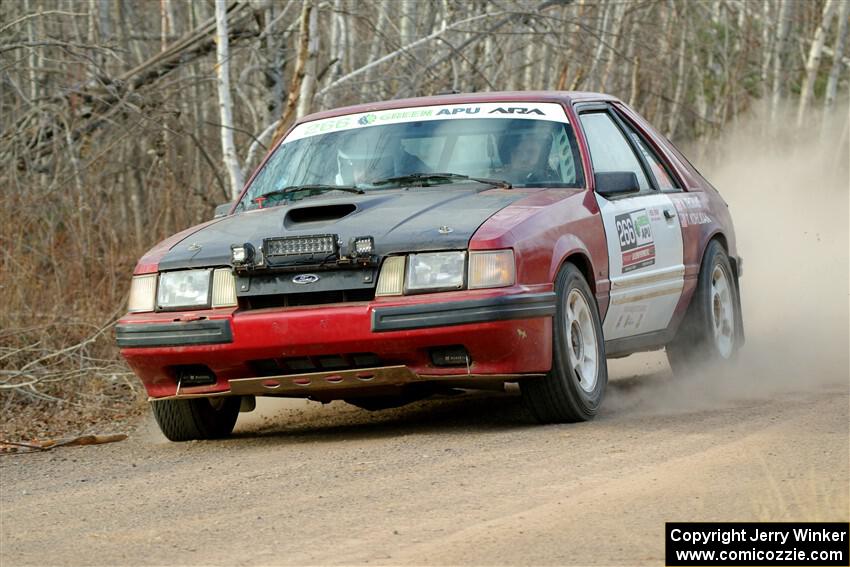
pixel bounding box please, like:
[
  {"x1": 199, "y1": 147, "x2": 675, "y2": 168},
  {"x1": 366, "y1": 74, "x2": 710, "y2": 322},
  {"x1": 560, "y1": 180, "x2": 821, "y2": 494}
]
[
  {"x1": 702, "y1": 231, "x2": 741, "y2": 281},
  {"x1": 560, "y1": 252, "x2": 596, "y2": 295},
  {"x1": 547, "y1": 232, "x2": 599, "y2": 295}
]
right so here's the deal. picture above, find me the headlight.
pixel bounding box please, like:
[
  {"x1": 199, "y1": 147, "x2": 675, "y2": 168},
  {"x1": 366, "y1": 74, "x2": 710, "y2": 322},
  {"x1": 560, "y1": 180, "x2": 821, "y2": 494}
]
[
  {"x1": 156, "y1": 269, "x2": 212, "y2": 310},
  {"x1": 210, "y1": 268, "x2": 238, "y2": 308},
  {"x1": 468, "y1": 250, "x2": 515, "y2": 289},
  {"x1": 374, "y1": 249, "x2": 516, "y2": 295},
  {"x1": 375, "y1": 256, "x2": 405, "y2": 296},
  {"x1": 405, "y1": 251, "x2": 466, "y2": 292},
  {"x1": 128, "y1": 274, "x2": 156, "y2": 313}
]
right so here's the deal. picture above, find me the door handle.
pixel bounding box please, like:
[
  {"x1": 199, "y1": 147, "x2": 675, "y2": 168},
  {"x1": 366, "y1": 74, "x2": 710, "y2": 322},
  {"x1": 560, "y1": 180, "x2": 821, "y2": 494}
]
[{"x1": 664, "y1": 209, "x2": 675, "y2": 220}]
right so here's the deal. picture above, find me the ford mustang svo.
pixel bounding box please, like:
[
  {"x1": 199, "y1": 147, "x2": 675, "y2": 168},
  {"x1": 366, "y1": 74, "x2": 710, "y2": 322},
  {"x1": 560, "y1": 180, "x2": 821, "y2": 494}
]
[{"x1": 117, "y1": 91, "x2": 744, "y2": 441}]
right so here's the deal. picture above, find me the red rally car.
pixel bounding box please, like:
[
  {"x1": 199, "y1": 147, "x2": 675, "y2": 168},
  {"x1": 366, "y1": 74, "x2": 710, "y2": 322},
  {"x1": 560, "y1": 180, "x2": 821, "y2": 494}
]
[{"x1": 117, "y1": 91, "x2": 744, "y2": 441}]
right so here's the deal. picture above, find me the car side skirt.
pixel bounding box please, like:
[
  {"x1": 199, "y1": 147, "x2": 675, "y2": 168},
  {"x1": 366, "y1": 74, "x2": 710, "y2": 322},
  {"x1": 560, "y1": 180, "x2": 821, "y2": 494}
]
[{"x1": 604, "y1": 328, "x2": 675, "y2": 357}]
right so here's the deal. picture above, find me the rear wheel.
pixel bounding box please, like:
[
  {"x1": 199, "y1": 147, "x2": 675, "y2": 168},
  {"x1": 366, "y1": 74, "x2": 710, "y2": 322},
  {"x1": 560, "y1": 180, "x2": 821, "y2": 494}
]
[
  {"x1": 151, "y1": 397, "x2": 240, "y2": 441},
  {"x1": 667, "y1": 240, "x2": 741, "y2": 373},
  {"x1": 522, "y1": 263, "x2": 608, "y2": 423}
]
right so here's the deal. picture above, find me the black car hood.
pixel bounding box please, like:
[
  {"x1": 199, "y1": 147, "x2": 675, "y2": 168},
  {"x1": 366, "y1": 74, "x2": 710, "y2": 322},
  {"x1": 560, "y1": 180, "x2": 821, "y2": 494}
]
[{"x1": 157, "y1": 188, "x2": 526, "y2": 271}]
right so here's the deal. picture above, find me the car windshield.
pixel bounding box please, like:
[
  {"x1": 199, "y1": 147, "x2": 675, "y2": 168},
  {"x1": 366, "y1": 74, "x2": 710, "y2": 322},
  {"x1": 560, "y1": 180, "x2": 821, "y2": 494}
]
[{"x1": 238, "y1": 111, "x2": 584, "y2": 211}]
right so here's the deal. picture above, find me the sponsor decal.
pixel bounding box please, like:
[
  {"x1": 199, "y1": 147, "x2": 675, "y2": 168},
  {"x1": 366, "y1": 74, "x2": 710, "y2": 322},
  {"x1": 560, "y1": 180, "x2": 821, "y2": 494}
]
[
  {"x1": 285, "y1": 102, "x2": 569, "y2": 142},
  {"x1": 614, "y1": 304, "x2": 649, "y2": 332},
  {"x1": 672, "y1": 195, "x2": 711, "y2": 227},
  {"x1": 648, "y1": 207, "x2": 662, "y2": 221},
  {"x1": 616, "y1": 209, "x2": 656, "y2": 273},
  {"x1": 358, "y1": 113, "x2": 377, "y2": 125},
  {"x1": 488, "y1": 107, "x2": 546, "y2": 115},
  {"x1": 301, "y1": 116, "x2": 354, "y2": 136},
  {"x1": 436, "y1": 106, "x2": 480, "y2": 115}
]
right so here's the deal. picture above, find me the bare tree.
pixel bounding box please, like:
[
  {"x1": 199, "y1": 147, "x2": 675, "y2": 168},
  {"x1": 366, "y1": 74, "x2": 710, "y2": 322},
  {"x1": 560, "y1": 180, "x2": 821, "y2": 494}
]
[
  {"x1": 771, "y1": 0, "x2": 795, "y2": 121},
  {"x1": 823, "y1": 0, "x2": 850, "y2": 116},
  {"x1": 214, "y1": 0, "x2": 244, "y2": 199},
  {"x1": 296, "y1": 0, "x2": 320, "y2": 120},
  {"x1": 798, "y1": 0, "x2": 838, "y2": 126}
]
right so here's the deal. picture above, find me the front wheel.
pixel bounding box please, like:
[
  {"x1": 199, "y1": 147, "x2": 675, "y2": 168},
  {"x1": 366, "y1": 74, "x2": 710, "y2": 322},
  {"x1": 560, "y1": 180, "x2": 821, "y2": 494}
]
[
  {"x1": 522, "y1": 263, "x2": 608, "y2": 423},
  {"x1": 151, "y1": 397, "x2": 241, "y2": 441},
  {"x1": 667, "y1": 240, "x2": 741, "y2": 373}
]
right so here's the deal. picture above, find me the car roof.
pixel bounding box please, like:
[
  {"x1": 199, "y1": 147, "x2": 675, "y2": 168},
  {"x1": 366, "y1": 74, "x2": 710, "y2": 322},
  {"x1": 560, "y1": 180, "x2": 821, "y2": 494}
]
[{"x1": 297, "y1": 91, "x2": 620, "y2": 124}]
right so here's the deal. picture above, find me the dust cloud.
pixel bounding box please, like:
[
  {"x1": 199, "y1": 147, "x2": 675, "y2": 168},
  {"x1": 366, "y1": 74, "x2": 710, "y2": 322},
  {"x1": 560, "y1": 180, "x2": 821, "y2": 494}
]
[{"x1": 608, "y1": 101, "x2": 850, "y2": 414}]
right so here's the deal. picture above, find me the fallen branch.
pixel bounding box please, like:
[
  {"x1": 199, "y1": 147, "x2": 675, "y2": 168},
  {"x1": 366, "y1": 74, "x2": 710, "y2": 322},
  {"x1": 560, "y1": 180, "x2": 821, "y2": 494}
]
[{"x1": 0, "y1": 434, "x2": 128, "y2": 454}]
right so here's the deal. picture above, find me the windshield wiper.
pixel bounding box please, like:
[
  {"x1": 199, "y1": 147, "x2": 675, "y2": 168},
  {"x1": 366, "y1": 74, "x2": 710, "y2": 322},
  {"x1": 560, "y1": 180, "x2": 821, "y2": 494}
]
[
  {"x1": 254, "y1": 184, "x2": 365, "y2": 203},
  {"x1": 369, "y1": 172, "x2": 512, "y2": 190}
]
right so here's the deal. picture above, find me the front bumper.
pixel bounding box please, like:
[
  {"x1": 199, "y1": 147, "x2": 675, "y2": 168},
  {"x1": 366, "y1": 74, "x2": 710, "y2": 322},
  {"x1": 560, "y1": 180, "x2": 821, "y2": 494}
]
[
  {"x1": 118, "y1": 287, "x2": 555, "y2": 399},
  {"x1": 116, "y1": 319, "x2": 232, "y2": 348}
]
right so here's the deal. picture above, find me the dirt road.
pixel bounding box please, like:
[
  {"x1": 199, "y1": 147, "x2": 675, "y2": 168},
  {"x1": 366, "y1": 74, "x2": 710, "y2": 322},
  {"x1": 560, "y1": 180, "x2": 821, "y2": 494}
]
[{"x1": 2, "y1": 350, "x2": 847, "y2": 566}]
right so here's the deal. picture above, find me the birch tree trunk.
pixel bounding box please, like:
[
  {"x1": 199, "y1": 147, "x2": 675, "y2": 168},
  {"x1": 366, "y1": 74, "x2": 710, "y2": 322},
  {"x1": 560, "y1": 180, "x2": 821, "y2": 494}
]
[
  {"x1": 272, "y1": 0, "x2": 312, "y2": 144},
  {"x1": 599, "y1": 0, "x2": 625, "y2": 93},
  {"x1": 587, "y1": 0, "x2": 611, "y2": 91},
  {"x1": 770, "y1": 0, "x2": 795, "y2": 121},
  {"x1": 296, "y1": 1, "x2": 319, "y2": 119},
  {"x1": 823, "y1": 0, "x2": 850, "y2": 115},
  {"x1": 797, "y1": 0, "x2": 837, "y2": 126},
  {"x1": 215, "y1": 0, "x2": 244, "y2": 200},
  {"x1": 760, "y1": 0, "x2": 773, "y2": 98},
  {"x1": 400, "y1": 0, "x2": 416, "y2": 48},
  {"x1": 666, "y1": 23, "x2": 688, "y2": 139},
  {"x1": 522, "y1": 33, "x2": 537, "y2": 89},
  {"x1": 362, "y1": 1, "x2": 389, "y2": 99},
  {"x1": 24, "y1": 0, "x2": 37, "y2": 100}
]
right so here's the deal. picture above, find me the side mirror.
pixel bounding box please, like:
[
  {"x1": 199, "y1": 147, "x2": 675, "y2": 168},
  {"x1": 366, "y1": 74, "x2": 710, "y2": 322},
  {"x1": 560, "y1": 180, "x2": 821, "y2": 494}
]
[
  {"x1": 213, "y1": 202, "x2": 235, "y2": 219},
  {"x1": 595, "y1": 171, "x2": 641, "y2": 197}
]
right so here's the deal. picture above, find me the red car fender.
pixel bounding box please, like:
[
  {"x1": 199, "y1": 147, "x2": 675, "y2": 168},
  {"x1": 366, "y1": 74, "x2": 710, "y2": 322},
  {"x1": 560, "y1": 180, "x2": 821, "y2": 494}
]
[
  {"x1": 545, "y1": 230, "x2": 610, "y2": 320},
  {"x1": 471, "y1": 187, "x2": 610, "y2": 320}
]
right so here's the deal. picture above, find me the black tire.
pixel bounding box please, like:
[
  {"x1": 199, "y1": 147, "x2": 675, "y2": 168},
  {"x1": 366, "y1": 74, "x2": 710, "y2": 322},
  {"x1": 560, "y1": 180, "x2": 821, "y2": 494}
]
[
  {"x1": 667, "y1": 240, "x2": 741, "y2": 374},
  {"x1": 151, "y1": 397, "x2": 241, "y2": 441},
  {"x1": 522, "y1": 263, "x2": 608, "y2": 423}
]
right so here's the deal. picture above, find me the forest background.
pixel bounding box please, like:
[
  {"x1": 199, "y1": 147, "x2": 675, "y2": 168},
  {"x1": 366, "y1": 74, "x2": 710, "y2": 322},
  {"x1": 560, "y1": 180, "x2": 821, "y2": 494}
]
[{"x1": 1, "y1": 0, "x2": 847, "y2": 437}]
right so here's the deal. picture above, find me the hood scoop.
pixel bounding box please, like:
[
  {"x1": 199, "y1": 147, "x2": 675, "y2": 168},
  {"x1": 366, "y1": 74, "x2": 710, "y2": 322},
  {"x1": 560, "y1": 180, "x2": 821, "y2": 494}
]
[{"x1": 284, "y1": 203, "x2": 357, "y2": 228}]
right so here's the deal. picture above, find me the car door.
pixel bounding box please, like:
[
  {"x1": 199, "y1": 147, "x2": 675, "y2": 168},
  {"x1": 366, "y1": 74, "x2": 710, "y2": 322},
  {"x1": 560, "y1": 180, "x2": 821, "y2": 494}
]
[{"x1": 578, "y1": 107, "x2": 685, "y2": 342}]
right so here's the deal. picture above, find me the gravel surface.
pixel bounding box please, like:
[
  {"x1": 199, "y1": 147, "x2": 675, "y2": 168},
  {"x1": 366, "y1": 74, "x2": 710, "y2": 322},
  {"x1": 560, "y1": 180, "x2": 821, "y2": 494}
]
[{"x1": 2, "y1": 352, "x2": 847, "y2": 566}]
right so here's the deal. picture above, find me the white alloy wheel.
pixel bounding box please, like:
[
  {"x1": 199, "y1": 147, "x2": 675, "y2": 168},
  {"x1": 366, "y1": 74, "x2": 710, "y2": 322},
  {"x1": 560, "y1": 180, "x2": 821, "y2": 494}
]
[
  {"x1": 710, "y1": 264, "x2": 735, "y2": 358},
  {"x1": 566, "y1": 289, "x2": 599, "y2": 392}
]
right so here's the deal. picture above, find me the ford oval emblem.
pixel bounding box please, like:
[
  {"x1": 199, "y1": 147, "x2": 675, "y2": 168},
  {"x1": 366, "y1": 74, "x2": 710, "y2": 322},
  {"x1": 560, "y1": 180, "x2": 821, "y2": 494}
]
[{"x1": 292, "y1": 274, "x2": 320, "y2": 285}]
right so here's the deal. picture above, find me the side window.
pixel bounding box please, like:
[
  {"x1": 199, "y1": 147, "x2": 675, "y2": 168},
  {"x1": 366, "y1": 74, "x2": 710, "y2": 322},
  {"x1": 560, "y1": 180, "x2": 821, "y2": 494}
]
[
  {"x1": 620, "y1": 125, "x2": 681, "y2": 191},
  {"x1": 579, "y1": 112, "x2": 650, "y2": 192}
]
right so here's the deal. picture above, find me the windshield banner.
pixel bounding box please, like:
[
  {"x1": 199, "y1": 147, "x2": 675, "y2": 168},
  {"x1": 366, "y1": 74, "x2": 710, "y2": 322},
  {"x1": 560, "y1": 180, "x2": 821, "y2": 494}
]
[{"x1": 286, "y1": 102, "x2": 570, "y2": 143}]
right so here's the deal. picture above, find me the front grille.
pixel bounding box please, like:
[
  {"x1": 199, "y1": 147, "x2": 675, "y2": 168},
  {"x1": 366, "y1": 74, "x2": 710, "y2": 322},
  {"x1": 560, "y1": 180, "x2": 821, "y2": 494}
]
[
  {"x1": 248, "y1": 353, "x2": 383, "y2": 376},
  {"x1": 243, "y1": 288, "x2": 375, "y2": 310}
]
